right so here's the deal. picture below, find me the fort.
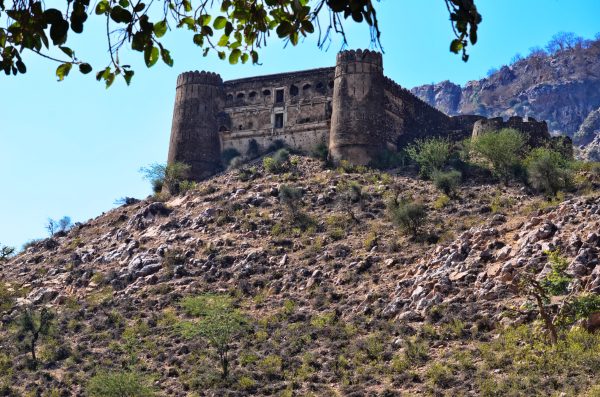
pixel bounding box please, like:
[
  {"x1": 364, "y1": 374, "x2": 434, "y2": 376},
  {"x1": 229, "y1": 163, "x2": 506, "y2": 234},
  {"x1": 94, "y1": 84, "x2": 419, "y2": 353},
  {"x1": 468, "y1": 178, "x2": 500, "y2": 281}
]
[{"x1": 168, "y1": 49, "x2": 550, "y2": 180}]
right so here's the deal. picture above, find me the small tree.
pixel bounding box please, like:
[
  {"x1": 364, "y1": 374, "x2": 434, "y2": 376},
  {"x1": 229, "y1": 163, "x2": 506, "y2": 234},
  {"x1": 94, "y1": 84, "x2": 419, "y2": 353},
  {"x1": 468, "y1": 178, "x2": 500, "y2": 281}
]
[
  {"x1": 470, "y1": 128, "x2": 527, "y2": 183},
  {"x1": 17, "y1": 307, "x2": 54, "y2": 364},
  {"x1": 180, "y1": 294, "x2": 247, "y2": 379},
  {"x1": 406, "y1": 138, "x2": 451, "y2": 178},
  {"x1": 386, "y1": 196, "x2": 428, "y2": 236},
  {"x1": 0, "y1": 244, "x2": 15, "y2": 262},
  {"x1": 46, "y1": 218, "x2": 59, "y2": 237},
  {"x1": 524, "y1": 148, "x2": 572, "y2": 197},
  {"x1": 263, "y1": 148, "x2": 290, "y2": 174},
  {"x1": 87, "y1": 371, "x2": 155, "y2": 397},
  {"x1": 58, "y1": 216, "x2": 72, "y2": 232}
]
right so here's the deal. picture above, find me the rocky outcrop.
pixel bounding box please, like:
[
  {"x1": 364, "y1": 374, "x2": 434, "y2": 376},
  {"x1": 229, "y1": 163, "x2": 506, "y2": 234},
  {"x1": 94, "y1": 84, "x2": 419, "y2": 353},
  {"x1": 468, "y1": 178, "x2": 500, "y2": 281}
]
[{"x1": 411, "y1": 38, "x2": 600, "y2": 151}]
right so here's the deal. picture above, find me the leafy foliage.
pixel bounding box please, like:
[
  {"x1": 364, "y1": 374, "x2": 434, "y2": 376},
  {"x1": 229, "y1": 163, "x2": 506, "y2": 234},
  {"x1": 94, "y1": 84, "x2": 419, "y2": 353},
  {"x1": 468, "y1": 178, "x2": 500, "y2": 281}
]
[
  {"x1": 470, "y1": 128, "x2": 528, "y2": 183},
  {"x1": 386, "y1": 196, "x2": 428, "y2": 236},
  {"x1": 524, "y1": 147, "x2": 572, "y2": 197},
  {"x1": 0, "y1": 243, "x2": 15, "y2": 262},
  {"x1": 139, "y1": 161, "x2": 191, "y2": 195},
  {"x1": 87, "y1": 371, "x2": 155, "y2": 397},
  {"x1": 432, "y1": 169, "x2": 462, "y2": 196},
  {"x1": 179, "y1": 294, "x2": 247, "y2": 379},
  {"x1": 406, "y1": 137, "x2": 452, "y2": 178},
  {"x1": 17, "y1": 307, "x2": 55, "y2": 364},
  {"x1": 0, "y1": 1, "x2": 482, "y2": 86},
  {"x1": 263, "y1": 148, "x2": 291, "y2": 174}
]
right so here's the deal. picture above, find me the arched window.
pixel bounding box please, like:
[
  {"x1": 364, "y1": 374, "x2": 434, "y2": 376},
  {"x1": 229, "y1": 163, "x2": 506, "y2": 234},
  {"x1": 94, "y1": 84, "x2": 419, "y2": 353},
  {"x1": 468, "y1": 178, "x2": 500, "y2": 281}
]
[
  {"x1": 237, "y1": 92, "x2": 245, "y2": 99},
  {"x1": 290, "y1": 84, "x2": 299, "y2": 96},
  {"x1": 263, "y1": 89, "x2": 271, "y2": 96}
]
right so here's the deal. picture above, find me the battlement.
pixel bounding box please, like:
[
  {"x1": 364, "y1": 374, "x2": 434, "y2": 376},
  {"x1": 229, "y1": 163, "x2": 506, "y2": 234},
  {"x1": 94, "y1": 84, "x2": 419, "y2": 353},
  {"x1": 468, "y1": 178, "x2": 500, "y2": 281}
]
[
  {"x1": 336, "y1": 49, "x2": 383, "y2": 68},
  {"x1": 176, "y1": 71, "x2": 223, "y2": 87},
  {"x1": 383, "y1": 76, "x2": 448, "y2": 119},
  {"x1": 473, "y1": 116, "x2": 550, "y2": 146}
]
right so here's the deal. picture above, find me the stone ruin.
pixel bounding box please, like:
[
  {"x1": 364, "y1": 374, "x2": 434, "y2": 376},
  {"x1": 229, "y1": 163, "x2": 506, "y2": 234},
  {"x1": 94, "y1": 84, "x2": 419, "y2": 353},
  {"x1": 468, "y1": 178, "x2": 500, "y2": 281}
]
[{"x1": 168, "y1": 49, "x2": 552, "y2": 180}]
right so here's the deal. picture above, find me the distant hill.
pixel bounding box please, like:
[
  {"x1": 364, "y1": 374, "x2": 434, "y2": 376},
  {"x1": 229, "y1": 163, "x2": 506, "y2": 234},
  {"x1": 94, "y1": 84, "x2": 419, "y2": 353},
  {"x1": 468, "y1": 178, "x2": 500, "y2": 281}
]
[{"x1": 411, "y1": 33, "x2": 600, "y2": 157}]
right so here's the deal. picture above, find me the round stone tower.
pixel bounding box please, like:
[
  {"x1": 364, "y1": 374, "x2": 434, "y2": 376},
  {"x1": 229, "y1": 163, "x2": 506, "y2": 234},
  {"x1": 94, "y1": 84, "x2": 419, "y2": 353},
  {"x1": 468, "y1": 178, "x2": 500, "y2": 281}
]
[
  {"x1": 168, "y1": 71, "x2": 224, "y2": 181},
  {"x1": 329, "y1": 49, "x2": 386, "y2": 165}
]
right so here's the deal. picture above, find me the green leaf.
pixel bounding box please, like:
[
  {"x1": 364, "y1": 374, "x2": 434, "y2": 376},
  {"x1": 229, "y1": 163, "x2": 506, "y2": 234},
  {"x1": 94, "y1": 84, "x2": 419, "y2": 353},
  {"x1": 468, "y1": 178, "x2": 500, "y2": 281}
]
[
  {"x1": 110, "y1": 6, "x2": 132, "y2": 23},
  {"x1": 95, "y1": 0, "x2": 109, "y2": 15},
  {"x1": 78, "y1": 63, "x2": 92, "y2": 74},
  {"x1": 193, "y1": 34, "x2": 204, "y2": 46},
  {"x1": 144, "y1": 45, "x2": 159, "y2": 67},
  {"x1": 228, "y1": 48, "x2": 241, "y2": 64},
  {"x1": 133, "y1": 2, "x2": 145, "y2": 12},
  {"x1": 15, "y1": 60, "x2": 26, "y2": 74},
  {"x1": 123, "y1": 70, "x2": 134, "y2": 85},
  {"x1": 56, "y1": 62, "x2": 72, "y2": 81},
  {"x1": 213, "y1": 16, "x2": 227, "y2": 29},
  {"x1": 217, "y1": 51, "x2": 226, "y2": 60},
  {"x1": 160, "y1": 47, "x2": 173, "y2": 67},
  {"x1": 240, "y1": 53, "x2": 249, "y2": 64},
  {"x1": 59, "y1": 46, "x2": 73, "y2": 58},
  {"x1": 118, "y1": 0, "x2": 129, "y2": 7},
  {"x1": 49, "y1": 19, "x2": 69, "y2": 45},
  {"x1": 153, "y1": 20, "x2": 167, "y2": 37},
  {"x1": 217, "y1": 34, "x2": 229, "y2": 47},
  {"x1": 198, "y1": 14, "x2": 211, "y2": 26},
  {"x1": 450, "y1": 39, "x2": 463, "y2": 54}
]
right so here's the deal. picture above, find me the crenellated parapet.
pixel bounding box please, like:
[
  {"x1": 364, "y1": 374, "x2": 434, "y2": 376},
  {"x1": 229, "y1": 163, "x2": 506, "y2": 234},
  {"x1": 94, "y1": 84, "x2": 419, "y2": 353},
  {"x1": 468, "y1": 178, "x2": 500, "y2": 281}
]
[
  {"x1": 177, "y1": 70, "x2": 223, "y2": 87},
  {"x1": 472, "y1": 116, "x2": 550, "y2": 146},
  {"x1": 383, "y1": 76, "x2": 448, "y2": 120}
]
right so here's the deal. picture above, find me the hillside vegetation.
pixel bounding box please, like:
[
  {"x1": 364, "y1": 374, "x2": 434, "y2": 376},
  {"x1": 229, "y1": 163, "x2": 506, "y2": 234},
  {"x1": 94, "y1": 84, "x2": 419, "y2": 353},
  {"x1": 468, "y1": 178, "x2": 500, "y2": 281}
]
[{"x1": 1, "y1": 134, "x2": 600, "y2": 396}]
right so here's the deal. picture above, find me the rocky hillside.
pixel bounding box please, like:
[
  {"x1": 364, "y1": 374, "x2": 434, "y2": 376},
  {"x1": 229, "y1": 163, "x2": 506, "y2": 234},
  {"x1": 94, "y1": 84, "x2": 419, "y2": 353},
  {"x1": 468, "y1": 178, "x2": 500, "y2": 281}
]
[
  {"x1": 1, "y1": 156, "x2": 600, "y2": 396},
  {"x1": 411, "y1": 36, "x2": 600, "y2": 145}
]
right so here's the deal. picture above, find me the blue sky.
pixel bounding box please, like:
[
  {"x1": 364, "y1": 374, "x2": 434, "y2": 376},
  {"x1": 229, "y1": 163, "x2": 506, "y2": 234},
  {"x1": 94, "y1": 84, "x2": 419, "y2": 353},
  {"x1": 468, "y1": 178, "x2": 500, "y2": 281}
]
[{"x1": 1, "y1": 0, "x2": 599, "y2": 249}]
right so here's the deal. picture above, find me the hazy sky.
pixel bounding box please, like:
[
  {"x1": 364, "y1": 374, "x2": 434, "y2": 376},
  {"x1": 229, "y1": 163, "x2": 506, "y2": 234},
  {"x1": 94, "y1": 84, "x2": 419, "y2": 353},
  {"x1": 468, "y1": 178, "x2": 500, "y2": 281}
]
[{"x1": 1, "y1": 0, "x2": 599, "y2": 249}]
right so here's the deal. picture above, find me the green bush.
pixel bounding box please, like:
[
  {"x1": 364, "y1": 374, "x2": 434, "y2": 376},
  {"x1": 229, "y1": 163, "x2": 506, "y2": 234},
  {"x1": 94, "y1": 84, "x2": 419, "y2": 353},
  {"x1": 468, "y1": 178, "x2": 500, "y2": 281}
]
[
  {"x1": 524, "y1": 148, "x2": 572, "y2": 197},
  {"x1": 432, "y1": 169, "x2": 462, "y2": 196},
  {"x1": 311, "y1": 142, "x2": 329, "y2": 162},
  {"x1": 246, "y1": 139, "x2": 260, "y2": 159},
  {"x1": 221, "y1": 148, "x2": 241, "y2": 167},
  {"x1": 370, "y1": 148, "x2": 407, "y2": 169},
  {"x1": 406, "y1": 137, "x2": 451, "y2": 178},
  {"x1": 279, "y1": 184, "x2": 303, "y2": 217},
  {"x1": 263, "y1": 148, "x2": 290, "y2": 173},
  {"x1": 470, "y1": 128, "x2": 527, "y2": 183},
  {"x1": 87, "y1": 371, "x2": 155, "y2": 397},
  {"x1": 139, "y1": 162, "x2": 192, "y2": 195},
  {"x1": 0, "y1": 243, "x2": 15, "y2": 262},
  {"x1": 386, "y1": 196, "x2": 428, "y2": 236}
]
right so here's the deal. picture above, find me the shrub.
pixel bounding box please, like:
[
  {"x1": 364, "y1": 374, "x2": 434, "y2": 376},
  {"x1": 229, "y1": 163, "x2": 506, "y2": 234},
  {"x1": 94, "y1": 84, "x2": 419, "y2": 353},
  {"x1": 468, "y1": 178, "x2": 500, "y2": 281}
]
[
  {"x1": 246, "y1": 139, "x2": 260, "y2": 159},
  {"x1": 386, "y1": 196, "x2": 428, "y2": 236},
  {"x1": 87, "y1": 371, "x2": 155, "y2": 397},
  {"x1": 470, "y1": 128, "x2": 527, "y2": 183},
  {"x1": 221, "y1": 148, "x2": 241, "y2": 167},
  {"x1": 432, "y1": 169, "x2": 462, "y2": 196},
  {"x1": 311, "y1": 142, "x2": 329, "y2": 162},
  {"x1": 524, "y1": 148, "x2": 572, "y2": 197},
  {"x1": 279, "y1": 184, "x2": 303, "y2": 215},
  {"x1": 370, "y1": 148, "x2": 407, "y2": 169},
  {"x1": 140, "y1": 162, "x2": 192, "y2": 195},
  {"x1": 263, "y1": 148, "x2": 290, "y2": 173},
  {"x1": 406, "y1": 137, "x2": 451, "y2": 178}
]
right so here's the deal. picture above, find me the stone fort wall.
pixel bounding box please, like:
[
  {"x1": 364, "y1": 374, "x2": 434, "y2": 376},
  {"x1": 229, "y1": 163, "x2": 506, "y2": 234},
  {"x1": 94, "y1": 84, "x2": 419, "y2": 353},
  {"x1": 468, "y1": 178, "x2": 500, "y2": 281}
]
[{"x1": 168, "y1": 50, "x2": 551, "y2": 181}]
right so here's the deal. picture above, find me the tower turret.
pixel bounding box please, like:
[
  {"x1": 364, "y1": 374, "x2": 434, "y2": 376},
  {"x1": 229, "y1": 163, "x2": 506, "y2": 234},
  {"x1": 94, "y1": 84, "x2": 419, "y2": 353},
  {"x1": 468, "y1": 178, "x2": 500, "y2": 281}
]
[
  {"x1": 328, "y1": 49, "x2": 386, "y2": 165},
  {"x1": 168, "y1": 71, "x2": 224, "y2": 181}
]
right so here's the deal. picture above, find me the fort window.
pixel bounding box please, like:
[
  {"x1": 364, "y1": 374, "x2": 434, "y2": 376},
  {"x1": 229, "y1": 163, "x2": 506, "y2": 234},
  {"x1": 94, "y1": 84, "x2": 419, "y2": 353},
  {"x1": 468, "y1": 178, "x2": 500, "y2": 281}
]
[
  {"x1": 303, "y1": 83, "x2": 312, "y2": 92},
  {"x1": 328, "y1": 81, "x2": 334, "y2": 89},
  {"x1": 249, "y1": 91, "x2": 257, "y2": 100},
  {"x1": 263, "y1": 89, "x2": 271, "y2": 96},
  {"x1": 290, "y1": 84, "x2": 299, "y2": 96},
  {"x1": 275, "y1": 89, "x2": 284, "y2": 104},
  {"x1": 237, "y1": 93, "x2": 245, "y2": 99},
  {"x1": 274, "y1": 113, "x2": 284, "y2": 129},
  {"x1": 316, "y1": 82, "x2": 326, "y2": 94}
]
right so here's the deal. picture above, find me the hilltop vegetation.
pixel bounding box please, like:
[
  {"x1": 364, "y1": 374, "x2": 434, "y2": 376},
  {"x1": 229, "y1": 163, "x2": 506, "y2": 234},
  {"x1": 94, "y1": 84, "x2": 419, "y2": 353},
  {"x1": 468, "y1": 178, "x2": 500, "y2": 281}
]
[{"x1": 1, "y1": 133, "x2": 600, "y2": 396}]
